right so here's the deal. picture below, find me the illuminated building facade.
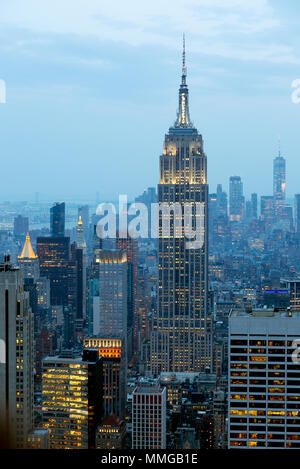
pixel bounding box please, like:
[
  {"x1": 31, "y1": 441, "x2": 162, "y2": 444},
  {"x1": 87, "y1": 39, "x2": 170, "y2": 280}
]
[
  {"x1": 42, "y1": 349, "x2": 102, "y2": 449},
  {"x1": 228, "y1": 308, "x2": 300, "y2": 449},
  {"x1": 151, "y1": 38, "x2": 211, "y2": 374},
  {"x1": 27, "y1": 428, "x2": 50, "y2": 449},
  {"x1": 0, "y1": 257, "x2": 34, "y2": 448},
  {"x1": 132, "y1": 385, "x2": 166, "y2": 449},
  {"x1": 83, "y1": 338, "x2": 126, "y2": 418},
  {"x1": 18, "y1": 233, "x2": 39, "y2": 281},
  {"x1": 273, "y1": 151, "x2": 286, "y2": 217}
]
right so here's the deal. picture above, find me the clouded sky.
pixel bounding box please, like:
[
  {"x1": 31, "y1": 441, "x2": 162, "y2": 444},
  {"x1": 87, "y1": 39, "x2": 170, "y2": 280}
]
[{"x1": 0, "y1": 0, "x2": 300, "y2": 202}]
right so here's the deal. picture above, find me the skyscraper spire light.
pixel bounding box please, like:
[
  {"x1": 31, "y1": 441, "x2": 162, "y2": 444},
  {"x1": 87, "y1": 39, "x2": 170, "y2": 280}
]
[{"x1": 172, "y1": 34, "x2": 194, "y2": 132}]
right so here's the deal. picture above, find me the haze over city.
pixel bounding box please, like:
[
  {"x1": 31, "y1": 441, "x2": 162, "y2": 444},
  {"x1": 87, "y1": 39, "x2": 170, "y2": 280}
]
[{"x1": 1, "y1": 0, "x2": 300, "y2": 200}]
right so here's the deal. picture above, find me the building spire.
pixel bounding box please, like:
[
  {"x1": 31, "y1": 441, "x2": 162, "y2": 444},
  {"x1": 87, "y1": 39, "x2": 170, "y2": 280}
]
[
  {"x1": 18, "y1": 233, "x2": 37, "y2": 259},
  {"x1": 182, "y1": 33, "x2": 186, "y2": 85},
  {"x1": 172, "y1": 34, "x2": 194, "y2": 130}
]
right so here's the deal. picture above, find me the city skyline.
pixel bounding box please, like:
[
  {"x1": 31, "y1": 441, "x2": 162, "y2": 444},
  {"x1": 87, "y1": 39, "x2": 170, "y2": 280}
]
[
  {"x1": 2, "y1": 1, "x2": 300, "y2": 454},
  {"x1": 1, "y1": 2, "x2": 300, "y2": 199}
]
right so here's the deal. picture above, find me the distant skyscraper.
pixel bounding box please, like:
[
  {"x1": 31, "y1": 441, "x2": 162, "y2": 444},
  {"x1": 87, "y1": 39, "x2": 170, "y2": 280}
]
[
  {"x1": 93, "y1": 250, "x2": 128, "y2": 340},
  {"x1": 228, "y1": 308, "x2": 300, "y2": 449},
  {"x1": 295, "y1": 195, "x2": 300, "y2": 234},
  {"x1": 260, "y1": 196, "x2": 274, "y2": 229},
  {"x1": 151, "y1": 37, "x2": 211, "y2": 374},
  {"x1": 273, "y1": 149, "x2": 286, "y2": 217},
  {"x1": 209, "y1": 193, "x2": 217, "y2": 237},
  {"x1": 78, "y1": 205, "x2": 89, "y2": 240},
  {"x1": 115, "y1": 231, "x2": 138, "y2": 358},
  {"x1": 69, "y1": 241, "x2": 86, "y2": 339},
  {"x1": 13, "y1": 215, "x2": 29, "y2": 237},
  {"x1": 50, "y1": 202, "x2": 65, "y2": 237},
  {"x1": 0, "y1": 257, "x2": 34, "y2": 448},
  {"x1": 229, "y1": 176, "x2": 244, "y2": 221},
  {"x1": 132, "y1": 384, "x2": 166, "y2": 449},
  {"x1": 251, "y1": 193, "x2": 258, "y2": 219},
  {"x1": 76, "y1": 216, "x2": 87, "y2": 250},
  {"x1": 18, "y1": 233, "x2": 39, "y2": 281},
  {"x1": 36, "y1": 236, "x2": 70, "y2": 306},
  {"x1": 216, "y1": 184, "x2": 228, "y2": 218}
]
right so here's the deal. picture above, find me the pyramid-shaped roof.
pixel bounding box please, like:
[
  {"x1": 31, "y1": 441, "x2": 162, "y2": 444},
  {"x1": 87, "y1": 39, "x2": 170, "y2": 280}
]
[{"x1": 19, "y1": 233, "x2": 37, "y2": 259}]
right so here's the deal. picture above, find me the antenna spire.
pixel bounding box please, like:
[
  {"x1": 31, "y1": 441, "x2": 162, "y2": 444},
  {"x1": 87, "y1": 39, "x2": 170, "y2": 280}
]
[{"x1": 182, "y1": 33, "x2": 186, "y2": 84}]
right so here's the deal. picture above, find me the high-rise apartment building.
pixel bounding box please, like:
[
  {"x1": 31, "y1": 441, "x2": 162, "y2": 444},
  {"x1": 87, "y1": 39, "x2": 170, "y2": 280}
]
[
  {"x1": 228, "y1": 308, "x2": 300, "y2": 449},
  {"x1": 42, "y1": 349, "x2": 102, "y2": 449},
  {"x1": 273, "y1": 150, "x2": 286, "y2": 217},
  {"x1": 151, "y1": 38, "x2": 211, "y2": 374},
  {"x1": 50, "y1": 202, "x2": 65, "y2": 237},
  {"x1": 132, "y1": 385, "x2": 166, "y2": 449},
  {"x1": 0, "y1": 258, "x2": 34, "y2": 448}
]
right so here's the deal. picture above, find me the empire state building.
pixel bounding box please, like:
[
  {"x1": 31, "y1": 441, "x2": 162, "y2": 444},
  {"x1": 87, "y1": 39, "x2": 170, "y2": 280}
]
[{"x1": 151, "y1": 38, "x2": 211, "y2": 374}]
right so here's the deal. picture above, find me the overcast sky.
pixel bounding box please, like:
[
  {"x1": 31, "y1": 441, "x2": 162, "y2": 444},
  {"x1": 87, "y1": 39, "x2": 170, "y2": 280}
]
[{"x1": 1, "y1": 0, "x2": 300, "y2": 202}]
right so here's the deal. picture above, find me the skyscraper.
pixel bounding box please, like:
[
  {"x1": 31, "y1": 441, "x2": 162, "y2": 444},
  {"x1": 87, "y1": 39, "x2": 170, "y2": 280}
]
[
  {"x1": 36, "y1": 236, "x2": 70, "y2": 306},
  {"x1": 273, "y1": 149, "x2": 286, "y2": 217},
  {"x1": 151, "y1": 38, "x2": 211, "y2": 374},
  {"x1": 294, "y1": 194, "x2": 300, "y2": 234},
  {"x1": 251, "y1": 193, "x2": 258, "y2": 220},
  {"x1": 42, "y1": 349, "x2": 102, "y2": 449},
  {"x1": 229, "y1": 176, "x2": 244, "y2": 221},
  {"x1": 78, "y1": 205, "x2": 89, "y2": 240},
  {"x1": 83, "y1": 337, "x2": 126, "y2": 418},
  {"x1": 260, "y1": 196, "x2": 274, "y2": 229},
  {"x1": 18, "y1": 233, "x2": 39, "y2": 281},
  {"x1": 50, "y1": 202, "x2": 65, "y2": 237},
  {"x1": 93, "y1": 249, "x2": 128, "y2": 340},
  {"x1": 76, "y1": 216, "x2": 87, "y2": 251},
  {"x1": 228, "y1": 308, "x2": 300, "y2": 449},
  {"x1": 13, "y1": 215, "x2": 29, "y2": 238},
  {"x1": 0, "y1": 257, "x2": 34, "y2": 448}
]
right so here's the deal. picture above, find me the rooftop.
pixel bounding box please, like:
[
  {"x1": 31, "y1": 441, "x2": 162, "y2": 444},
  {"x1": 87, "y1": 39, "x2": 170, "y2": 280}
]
[{"x1": 230, "y1": 307, "x2": 300, "y2": 319}]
